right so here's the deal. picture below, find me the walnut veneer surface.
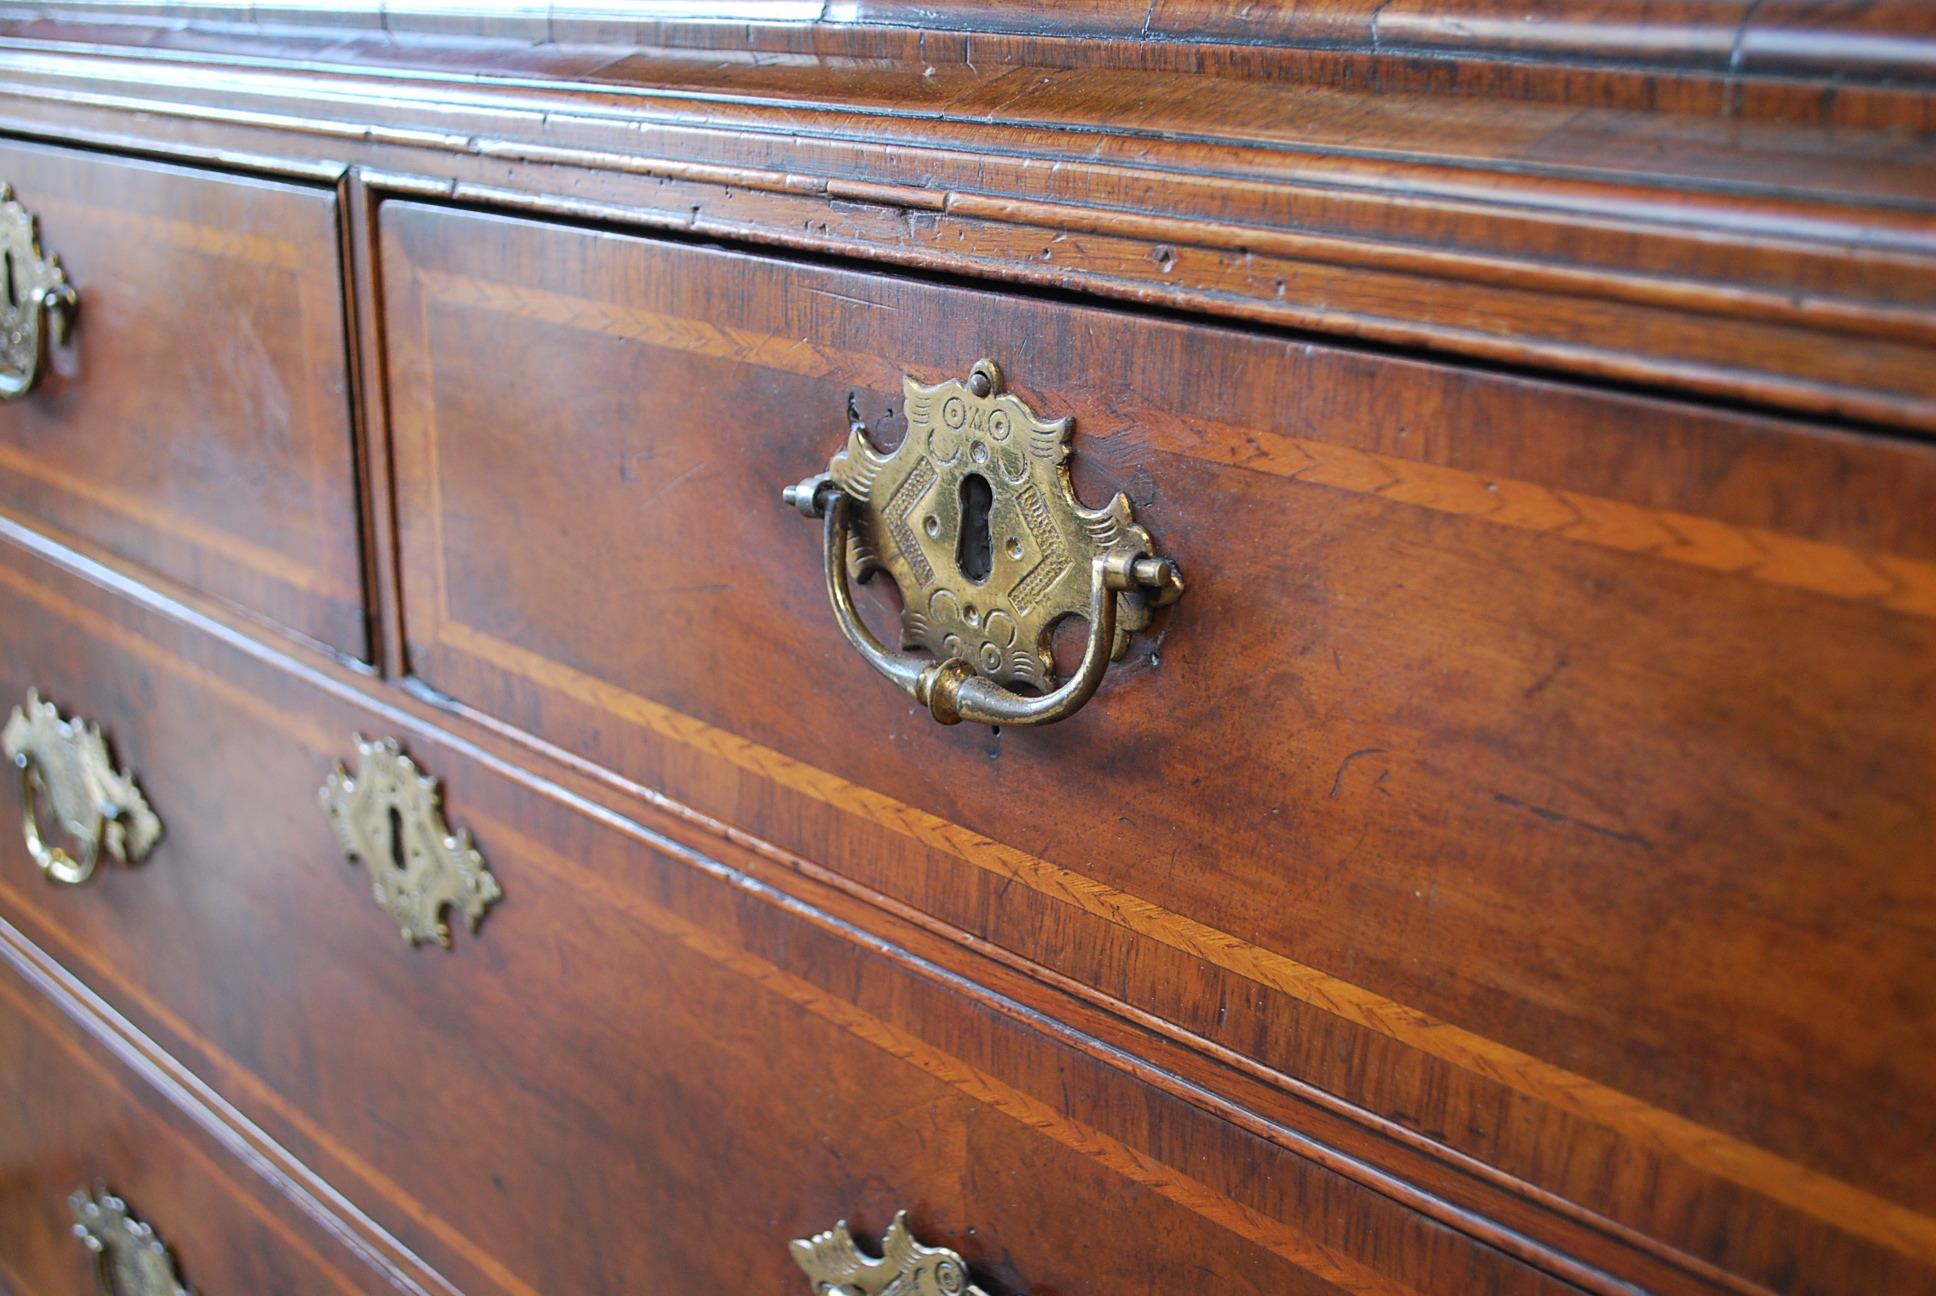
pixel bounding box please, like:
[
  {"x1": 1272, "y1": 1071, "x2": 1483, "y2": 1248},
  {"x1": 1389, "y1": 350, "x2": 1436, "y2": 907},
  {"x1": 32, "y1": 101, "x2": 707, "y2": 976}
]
[{"x1": 0, "y1": 5, "x2": 1930, "y2": 1296}]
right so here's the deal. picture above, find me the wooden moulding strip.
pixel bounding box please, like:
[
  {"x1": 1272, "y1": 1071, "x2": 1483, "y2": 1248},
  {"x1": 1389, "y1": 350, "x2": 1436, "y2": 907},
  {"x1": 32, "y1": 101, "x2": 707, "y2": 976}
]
[{"x1": 0, "y1": 46, "x2": 1929, "y2": 431}]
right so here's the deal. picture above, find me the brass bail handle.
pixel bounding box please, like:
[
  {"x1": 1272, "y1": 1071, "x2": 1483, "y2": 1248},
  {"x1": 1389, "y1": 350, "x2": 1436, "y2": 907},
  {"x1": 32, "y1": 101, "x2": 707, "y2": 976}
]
[
  {"x1": 785, "y1": 359, "x2": 1182, "y2": 728},
  {"x1": 19, "y1": 756, "x2": 100, "y2": 884},
  {"x1": 0, "y1": 183, "x2": 75, "y2": 400},
  {"x1": 3, "y1": 691, "x2": 161, "y2": 885}
]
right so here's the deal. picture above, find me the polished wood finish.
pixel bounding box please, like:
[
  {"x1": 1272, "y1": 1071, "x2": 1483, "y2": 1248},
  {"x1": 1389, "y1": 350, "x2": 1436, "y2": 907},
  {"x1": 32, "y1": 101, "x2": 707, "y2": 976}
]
[
  {"x1": 0, "y1": 926, "x2": 398, "y2": 1296},
  {"x1": 0, "y1": 138, "x2": 364, "y2": 660},
  {"x1": 0, "y1": 531, "x2": 1584, "y2": 1296},
  {"x1": 0, "y1": 5, "x2": 1927, "y2": 1296},
  {"x1": 380, "y1": 197, "x2": 1936, "y2": 1295},
  {"x1": 0, "y1": 10, "x2": 1928, "y2": 432}
]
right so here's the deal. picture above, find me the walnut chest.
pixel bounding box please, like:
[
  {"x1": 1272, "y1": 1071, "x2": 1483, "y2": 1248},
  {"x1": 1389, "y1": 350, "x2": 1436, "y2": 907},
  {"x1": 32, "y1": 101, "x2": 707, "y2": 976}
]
[{"x1": 0, "y1": 5, "x2": 1931, "y2": 1295}]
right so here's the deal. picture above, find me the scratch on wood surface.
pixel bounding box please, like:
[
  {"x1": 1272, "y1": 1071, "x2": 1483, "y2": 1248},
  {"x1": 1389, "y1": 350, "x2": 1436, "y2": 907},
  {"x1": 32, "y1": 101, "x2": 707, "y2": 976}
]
[
  {"x1": 1494, "y1": 792, "x2": 1654, "y2": 851},
  {"x1": 1329, "y1": 748, "x2": 1388, "y2": 799}
]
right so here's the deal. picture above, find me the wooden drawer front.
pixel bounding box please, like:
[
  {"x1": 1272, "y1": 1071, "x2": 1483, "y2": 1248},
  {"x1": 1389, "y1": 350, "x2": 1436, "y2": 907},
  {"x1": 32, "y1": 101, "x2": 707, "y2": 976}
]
[
  {"x1": 0, "y1": 536, "x2": 1581, "y2": 1296},
  {"x1": 0, "y1": 140, "x2": 363, "y2": 659},
  {"x1": 380, "y1": 202, "x2": 1936, "y2": 1295},
  {"x1": 0, "y1": 939, "x2": 391, "y2": 1295}
]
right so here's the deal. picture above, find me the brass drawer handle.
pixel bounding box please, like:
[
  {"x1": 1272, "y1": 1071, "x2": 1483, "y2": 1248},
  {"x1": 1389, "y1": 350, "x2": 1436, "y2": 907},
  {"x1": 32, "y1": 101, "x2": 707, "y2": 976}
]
[
  {"x1": 792, "y1": 1211, "x2": 989, "y2": 1295},
  {"x1": 0, "y1": 183, "x2": 76, "y2": 400},
  {"x1": 785, "y1": 360, "x2": 1181, "y2": 727},
  {"x1": 71, "y1": 1185, "x2": 190, "y2": 1296},
  {"x1": 3, "y1": 691, "x2": 160, "y2": 885},
  {"x1": 318, "y1": 735, "x2": 502, "y2": 947}
]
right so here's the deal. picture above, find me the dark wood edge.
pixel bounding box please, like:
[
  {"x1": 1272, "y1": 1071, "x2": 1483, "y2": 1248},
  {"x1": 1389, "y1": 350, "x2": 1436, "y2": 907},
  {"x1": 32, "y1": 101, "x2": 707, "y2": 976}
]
[
  {"x1": 0, "y1": 510, "x2": 1784, "y2": 1296},
  {"x1": 340, "y1": 169, "x2": 406, "y2": 678},
  {"x1": 0, "y1": 911, "x2": 459, "y2": 1296}
]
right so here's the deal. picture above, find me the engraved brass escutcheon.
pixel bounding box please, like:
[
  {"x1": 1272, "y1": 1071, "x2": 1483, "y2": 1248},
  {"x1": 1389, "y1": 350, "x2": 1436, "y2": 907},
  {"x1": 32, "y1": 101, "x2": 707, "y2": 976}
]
[
  {"x1": 3, "y1": 691, "x2": 160, "y2": 885},
  {"x1": 791, "y1": 1212, "x2": 991, "y2": 1296},
  {"x1": 317, "y1": 735, "x2": 501, "y2": 947},
  {"x1": 0, "y1": 183, "x2": 76, "y2": 399},
  {"x1": 71, "y1": 1186, "x2": 190, "y2": 1296},
  {"x1": 785, "y1": 359, "x2": 1182, "y2": 727}
]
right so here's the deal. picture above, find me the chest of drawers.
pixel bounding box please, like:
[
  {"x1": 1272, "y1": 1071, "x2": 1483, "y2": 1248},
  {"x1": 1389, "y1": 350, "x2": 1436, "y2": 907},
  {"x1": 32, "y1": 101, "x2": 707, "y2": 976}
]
[{"x1": 0, "y1": 5, "x2": 1930, "y2": 1296}]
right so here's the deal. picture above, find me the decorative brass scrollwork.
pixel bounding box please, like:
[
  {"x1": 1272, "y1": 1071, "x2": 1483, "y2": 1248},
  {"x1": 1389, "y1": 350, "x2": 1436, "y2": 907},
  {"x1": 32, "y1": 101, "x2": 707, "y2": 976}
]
[
  {"x1": 0, "y1": 183, "x2": 76, "y2": 399},
  {"x1": 791, "y1": 1212, "x2": 990, "y2": 1296},
  {"x1": 2, "y1": 691, "x2": 160, "y2": 885},
  {"x1": 71, "y1": 1186, "x2": 190, "y2": 1296},
  {"x1": 785, "y1": 360, "x2": 1181, "y2": 727},
  {"x1": 317, "y1": 735, "x2": 501, "y2": 947}
]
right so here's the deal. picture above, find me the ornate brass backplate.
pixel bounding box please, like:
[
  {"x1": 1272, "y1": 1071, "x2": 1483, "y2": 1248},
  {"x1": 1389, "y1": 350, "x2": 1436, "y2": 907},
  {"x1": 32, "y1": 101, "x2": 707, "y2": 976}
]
[
  {"x1": 791, "y1": 1212, "x2": 991, "y2": 1296},
  {"x1": 70, "y1": 1186, "x2": 190, "y2": 1296},
  {"x1": 0, "y1": 182, "x2": 76, "y2": 399},
  {"x1": 317, "y1": 735, "x2": 501, "y2": 947},
  {"x1": 785, "y1": 360, "x2": 1181, "y2": 727},
  {"x1": 2, "y1": 690, "x2": 160, "y2": 885}
]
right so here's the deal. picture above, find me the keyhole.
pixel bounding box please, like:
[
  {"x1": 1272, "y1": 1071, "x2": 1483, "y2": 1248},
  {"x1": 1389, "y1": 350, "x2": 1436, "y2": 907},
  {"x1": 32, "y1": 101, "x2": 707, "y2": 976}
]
[
  {"x1": 957, "y1": 472, "x2": 993, "y2": 584},
  {"x1": 3, "y1": 251, "x2": 17, "y2": 310},
  {"x1": 386, "y1": 806, "x2": 409, "y2": 872}
]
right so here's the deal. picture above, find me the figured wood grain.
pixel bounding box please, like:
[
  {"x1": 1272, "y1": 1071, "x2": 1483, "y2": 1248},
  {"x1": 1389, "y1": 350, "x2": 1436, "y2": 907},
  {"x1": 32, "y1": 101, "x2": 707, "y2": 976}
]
[
  {"x1": 0, "y1": 530, "x2": 1594, "y2": 1296},
  {"x1": 380, "y1": 201, "x2": 1936, "y2": 1296},
  {"x1": 426, "y1": 610, "x2": 1936, "y2": 1276},
  {"x1": 0, "y1": 137, "x2": 365, "y2": 659},
  {"x1": 416, "y1": 266, "x2": 1936, "y2": 620},
  {"x1": 0, "y1": 511, "x2": 1757, "y2": 1296},
  {"x1": 0, "y1": 9, "x2": 1926, "y2": 1296},
  {"x1": 0, "y1": 940, "x2": 401, "y2": 1296}
]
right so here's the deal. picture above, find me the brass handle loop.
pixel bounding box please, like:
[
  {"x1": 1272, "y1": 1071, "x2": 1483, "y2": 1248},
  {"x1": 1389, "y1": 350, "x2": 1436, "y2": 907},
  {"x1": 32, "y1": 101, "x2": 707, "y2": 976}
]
[
  {"x1": 795, "y1": 481, "x2": 1176, "y2": 726},
  {"x1": 0, "y1": 183, "x2": 76, "y2": 401},
  {"x1": 19, "y1": 754, "x2": 99, "y2": 884},
  {"x1": 3, "y1": 691, "x2": 160, "y2": 885},
  {"x1": 784, "y1": 359, "x2": 1181, "y2": 729}
]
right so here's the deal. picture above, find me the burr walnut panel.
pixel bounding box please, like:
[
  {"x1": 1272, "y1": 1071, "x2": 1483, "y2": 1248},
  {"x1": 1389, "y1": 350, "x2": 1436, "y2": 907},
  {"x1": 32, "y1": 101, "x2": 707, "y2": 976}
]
[
  {"x1": 0, "y1": 138, "x2": 364, "y2": 660},
  {"x1": 379, "y1": 200, "x2": 1936, "y2": 1296}
]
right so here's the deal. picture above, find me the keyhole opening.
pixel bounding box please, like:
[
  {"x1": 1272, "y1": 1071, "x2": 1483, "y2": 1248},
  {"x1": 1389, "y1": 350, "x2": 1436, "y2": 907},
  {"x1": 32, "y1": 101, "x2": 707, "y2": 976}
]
[
  {"x1": 386, "y1": 806, "x2": 409, "y2": 872},
  {"x1": 957, "y1": 472, "x2": 993, "y2": 584},
  {"x1": 4, "y1": 251, "x2": 17, "y2": 310}
]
